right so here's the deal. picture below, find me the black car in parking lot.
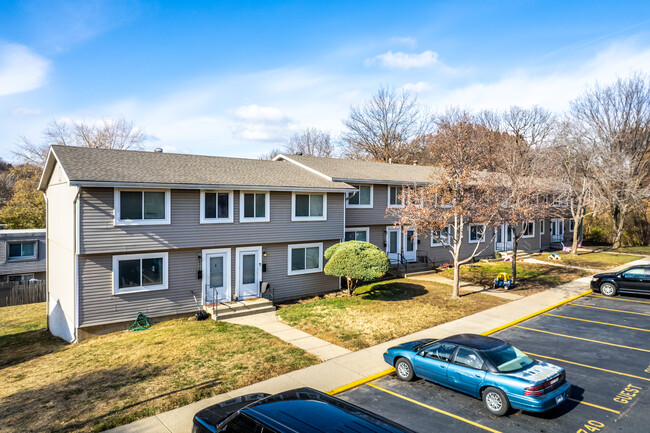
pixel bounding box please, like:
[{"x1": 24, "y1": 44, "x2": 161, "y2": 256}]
[
  {"x1": 192, "y1": 387, "x2": 417, "y2": 433},
  {"x1": 591, "y1": 265, "x2": 650, "y2": 296}
]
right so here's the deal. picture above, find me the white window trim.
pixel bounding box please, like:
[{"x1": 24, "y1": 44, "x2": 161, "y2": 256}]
[
  {"x1": 287, "y1": 242, "x2": 323, "y2": 276},
  {"x1": 346, "y1": 185, "x2": 374, "y2": 209},
  {"x1": 8, "y1": 273, "x2": 35, "y2": 282},
  {"x1": 431, "y1": 225, "x2": 453, "y2": 247},
  {"x1": 112, "y1": 252, "x2": 169, "y2": 295},
  {"x1": 569, "y1": 220, "x2": 575, "y2": 232},
  {"x1": 200, "y1": 190, "x2": 234, "y2": 224},
  {"x1": 291, "y1": 192, "x2": 328, "y2": 221},
  {"x1": 387, "y1": 186, "x2": 404, "y2": 208},
  {"x1": 522, "y1": 221, "x2": 535, "y2": 239},
  {"x1": 7, "y1": 241, "x2": 38, "y2": 260},
  {"x1": 345, "y1": 227, "x2": 370, "y2": 242},
  {"x1": 114, "y1": 188, "x2": 171, "y2": 226},
  {"x1": 468, "y1": 223, "x2": 486, "y2": 243},
  {"x1": 239, "y1": 191, "x2": 271, "y2": 223},
  {"x1": 540, "y1": 220, "x2": 545, "y2": 235},
  {"x1": 201, "y1": 248, "x2": 232, "y2": 304}
]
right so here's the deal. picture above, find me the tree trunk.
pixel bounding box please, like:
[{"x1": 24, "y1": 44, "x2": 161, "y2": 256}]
[
  {"x1": 611, "y1": 210, "x2": 626, "y2": 249},
  {"x1": 570, "y1": 217, "x2": 581, "y2": 255},
  {"x1": 452, "y1": 262, "x2": 460, "y2": 299},
  {"x1": 346, "y1": 277, "x2": 353, "y2": 295},
  {"x1": 511, "y1": 238, "x2": 518, "y2": 288}
]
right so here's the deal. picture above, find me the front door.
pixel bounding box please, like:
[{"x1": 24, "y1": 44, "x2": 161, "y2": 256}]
[
  {"x1": 203, "y1": 249, "x2": 231, "y2": 304},
  {"x1": 403, "y1": 229, "x2": 417, "y2": 262},
  {"x1": 550, "y1": 219, "x2": 564, "y2": 243},
  {"x1": 496, "y1": 224, "x2": 513, "y2": 252},
  {"x1": 236, "y1": 247, "x2": 261, "y2": 300},
  {"x1": 386, "y1": 227, "x2": 401, "y2": 264}
]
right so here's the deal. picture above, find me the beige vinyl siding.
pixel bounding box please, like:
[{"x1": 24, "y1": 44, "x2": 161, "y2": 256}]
[{"x1": 79, "y1": 188, "x2": 344, "y2": 254}]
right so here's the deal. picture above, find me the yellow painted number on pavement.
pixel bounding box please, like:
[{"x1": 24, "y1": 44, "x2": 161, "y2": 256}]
[
  {"x1": 614, "y1": 384, "x2": 642, "y2": 404},
  {"x1": 577, "y1": 420, "x2": 605, "y2": 433}
]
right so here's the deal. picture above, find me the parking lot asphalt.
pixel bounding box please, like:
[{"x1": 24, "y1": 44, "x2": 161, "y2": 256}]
[{"x1": 337, "y1": 293, "x2": 650, "y2": 433}]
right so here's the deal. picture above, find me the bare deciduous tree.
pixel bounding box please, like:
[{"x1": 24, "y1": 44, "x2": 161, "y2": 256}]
[
  {"x1": 15, "y1": 117, "x2": 147, "y2": 167},
  {"x1": 571, "y1": 74, "x2": 650, "y2": 248},
  {"x1": 285, "y1": 128, "x2": 336, "y2": 157},
  {"x1": 342, "y1": 86, "x2": 432, "y2": 163}
]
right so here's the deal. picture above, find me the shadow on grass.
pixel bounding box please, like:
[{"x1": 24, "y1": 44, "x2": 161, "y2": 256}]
[
  {"x1": 357, "y1": 282, "x2": 428, "y2": 301},
  {"x1": 0, "y1": 363, "x2": 222, "y2": 433},
  {"x1": 0, "y1": 328, "x2": 66, "y2": 369}
]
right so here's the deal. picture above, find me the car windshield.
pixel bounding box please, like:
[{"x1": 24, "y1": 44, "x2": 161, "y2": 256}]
[{"x1": 483, "y1": 344, "x2": 534, "y2": 372}]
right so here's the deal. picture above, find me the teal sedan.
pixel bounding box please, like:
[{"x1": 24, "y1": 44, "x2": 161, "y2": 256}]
[{"x1": 383, "y1": 334, "x2": 570, "y2": 416}]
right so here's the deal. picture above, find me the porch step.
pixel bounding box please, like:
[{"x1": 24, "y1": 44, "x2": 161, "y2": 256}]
[
  {"x1": 392, "y1": 261, "x2": 434, "y2": 277},
  {"x1": 500, "y1": 250, "x2": 533, "y2": 259},
  {"x1": 203, "y1": 298, "x2": 276, "y2": 321}
]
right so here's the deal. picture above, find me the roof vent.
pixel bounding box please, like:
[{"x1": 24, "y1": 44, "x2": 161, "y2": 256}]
[
  {"x1": 295, "y1": 152, "x2": 303, "y2": 156},
  {"x1": 154, "y1": 148, "x2": 163, "y2": 153}
]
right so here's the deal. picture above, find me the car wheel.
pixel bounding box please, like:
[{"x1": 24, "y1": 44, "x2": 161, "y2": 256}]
[
  {"x1": 482, "y1": 387, "x2": 510, "y2": 416},
  {"x1": 395, "y1": 358, "x2": 415, "y2": 381},
  {"x1": 600, "y1": 282, "x2": 617, "y2": 297}
]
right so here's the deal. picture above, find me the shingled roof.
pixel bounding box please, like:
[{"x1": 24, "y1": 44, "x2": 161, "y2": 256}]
[
  {"x1": 39, "y1": 146, "x2": 354, "y2": 192},
  {"x1": 275, "y1": 154, "x2": 443, "y2": 184}
]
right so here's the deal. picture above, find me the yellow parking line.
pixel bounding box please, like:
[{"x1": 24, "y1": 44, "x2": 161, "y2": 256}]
[
  {"x1": 588, "y1": 294, "x2": 650, "y2": 305},
  {"x1": 568, "y1": 303, "x2": 650, "y2": 317},
  {"x1": 514, "y1": 325, "x2": 650, "y2": 353},
  {"x1": 543, "y1": 313, "x2": 650, "y2": 332},
  {"x1": 567, "y1": 398, "x2": 620, "y2": 414},
  {"x1": 525, "y1": 352, "x2": 650, "y2": 382},
  {"x1": 327, "y1": 368, "x2": 395, "y2": 395},
  {"x1": 366, "y1": 383, "x2": 502, "y2": 433}
]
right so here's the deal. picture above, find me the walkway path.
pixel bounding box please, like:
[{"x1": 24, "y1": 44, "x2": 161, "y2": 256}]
[{"x1": 524, "y1": 257, "x2": 601, "y2": 273}]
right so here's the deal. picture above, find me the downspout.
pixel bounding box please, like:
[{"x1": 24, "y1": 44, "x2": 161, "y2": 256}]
[
  {"x1": 73, "y1": 187, "x2": 81, "y2": 343},
  {"x1": 44, "y1": 192, "x2": 49, "y2": 331}
]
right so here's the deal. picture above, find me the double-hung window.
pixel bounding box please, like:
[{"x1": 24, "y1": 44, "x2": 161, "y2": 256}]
[
  {"x1": 540, "y1": 220, "x2": 545, "y2": 235},
  {"x1": 431, "y1": 226, "x2": 452, "y2": 246},
  {"x1": 7, "y1": 241, "x2": 37, "y2": 260},
  {"x1": 113, "y1": 252, "x2": 168, "y2": 294},
  {"x1": 522, "y1": 221, "x2": 535, "y2": 238},
  {"x1": 292, "y1": 193, "x2": 326, "y2": 221},
  {"x1": 345, "y1": 227, "x2": 369, "y2": 242},
  {"x1": 347, "y1": 185, "x2": 373, "y2": 208},
  {"x1": 200, "y1": 191, "x2": 233, "y2": 223},
  {"x1": 8, "y1": 274, "x2": 35, "y2": 282},
  {"x1": 388, "y1": 186, "x2": 403, "y2": 207},
  {"x1": 240, "y1": 192, "x2": 270, "y2": 223},
  {"x1": 288, "y1": 243, "x2": 323, "y2": 275},
  {"x1": 468, "y1": 223, "x2": 486, "y2": 243},
  {"x1": 115, "y1": 189, "x2": 170, "y2": 225}
]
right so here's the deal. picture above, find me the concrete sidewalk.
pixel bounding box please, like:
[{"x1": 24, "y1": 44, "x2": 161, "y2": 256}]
[{"x1": 107, "y1": 257, "x2": 649, "y2": 433}]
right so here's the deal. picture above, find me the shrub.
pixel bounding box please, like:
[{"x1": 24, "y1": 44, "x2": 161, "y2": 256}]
[{"x1": 324, "y1": 241, "x2": 391, "y2": 295}]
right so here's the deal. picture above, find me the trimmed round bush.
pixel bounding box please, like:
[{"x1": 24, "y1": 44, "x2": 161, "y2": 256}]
[{"x1": 324, "y1": 241, "x2": 391, "y2": 295}]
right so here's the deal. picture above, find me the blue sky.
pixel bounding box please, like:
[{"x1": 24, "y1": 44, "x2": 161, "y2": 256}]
[{"x1": 2, "y1": 0, "x2": 650, "y2": 161}]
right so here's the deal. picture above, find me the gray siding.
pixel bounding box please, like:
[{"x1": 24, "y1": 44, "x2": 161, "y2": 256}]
[
  {"x1": 78, "y1": 240, "x2": 341, "y2": 327},
  {"x1": 345, "y1": 184, "x2": 399, "y2": 226},
  {"x1": 0, "y1": 235, "x2": 46, "y2": 276},
  {"x1": 79, "y1": 188, "x2": 345, "y2": 254}
]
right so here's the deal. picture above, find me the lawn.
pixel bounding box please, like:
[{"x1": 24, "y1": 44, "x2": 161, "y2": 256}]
[
  {"x1": 440, "y1": 261, "x2": 590, "y2": 295},
  {"x1": 276, "y1": 279, "x2": 507, "y2": 351},
  {"x1": 612, "y1": 246, "x2": 650, "y2": 255},
  {"x1": 0, "y1": 303, "x2": 318, "y2": 433},
  {"x1": 533, "y1": 251, "x2": 639, "y2": 269}
]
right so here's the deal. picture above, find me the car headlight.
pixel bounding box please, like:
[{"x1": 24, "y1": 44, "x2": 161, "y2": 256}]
[{"x1": 592, "y1": 277, "x2": 599, "y2": 282}]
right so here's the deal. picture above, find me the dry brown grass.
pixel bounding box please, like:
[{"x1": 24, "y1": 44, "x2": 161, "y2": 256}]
[
  {"x1": 533, "y1": 251, "x2": 640, "y2": 269},
  {"x1": 0, "y1": 304, "x2": 318, "y2": 433},
  {"x1": 276, "y1": 279, "x2": 507, "y2": 351}
]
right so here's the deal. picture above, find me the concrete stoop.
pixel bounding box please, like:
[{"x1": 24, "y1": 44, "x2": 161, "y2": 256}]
[{"x1": 203, "y1": 298, "x2": 276, "y2": 321}]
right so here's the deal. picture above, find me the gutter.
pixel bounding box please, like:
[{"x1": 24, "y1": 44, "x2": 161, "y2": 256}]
[
  {"x1": 73, "y1": 186, "x2": 80, "y2": 343},
  {"x1": 68, "y1": 181, "x2": 356, "y2": 193},
  {"x1": 44, "y1": 192, "x2": 49, "y2": 331}
]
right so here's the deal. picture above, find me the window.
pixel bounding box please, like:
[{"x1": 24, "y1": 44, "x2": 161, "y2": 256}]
[
  {"x1": 291, "y1": 193, "x2": 327, "y2": 221},
  {"x1": 288, "y1": 243, "x2": 323, "y2": 275},
  {"x1": 431, "y1": 226, "x2": 452, "y2": 246},
  {"x1": 8, "y1": 274, "x2": 35, "y2": 282},
  {"x1": 345, "y1": 227, "x2": 369, "y2": 242},
  {"x1": 422, "y1": 342, "x2": 457, "y2": 362},
  {"x1": 622, "y1": 268, "x2": 645, "y2": 279},
  {"x1": 540, "y1": 220, "x2": 545, "y2": 235},
  {"x1": 569, "y1": 220, "x2": 575, "y2": 232},
  {"x1": 240, "y1": 192, "x2": 270, "y2": 223},
  {"x1": 347, "y1": 185, "x2": 373, "y2": 208},
  {"x1": 468, "y1": 224, "x2": 486, "y2": 243},
  {"x1": 388, "y1": 186, "x2": 403, "y2": 207},
  {"x1": 200, "y1": 191, "x2": 233, "y2": 223},
  {"x1": 454, "y1": 347, "x2": 485, "y2": 370},
  {"x1": 221, "y1": 413, "x2": 261, "y2": 432},
  {"x1": 112, "y1": 252, "x2": 168, "y2": 294},
  {"x1": 7, "y1": 241, "x2": 37, "y2": 260},
  {"x1": 115, "y1": 189, "x2": 170, "y2": 225},
  {"x1": 522, "y1": 221, "x2": 535, "y2": 238}
]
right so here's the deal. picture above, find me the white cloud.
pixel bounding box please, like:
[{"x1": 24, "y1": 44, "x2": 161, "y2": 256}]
[
  {"x1": 0, "y1": 42, "x2": 49, "y2": 96},
  {"x1": 402, "y1": 81, "x2": 432, "y2": 93},
  {"x1": 234, "y1": 104, "x2": 287, "y2": 122},
  {"x1": 11, "y1": 107, "x2": 41, "y2": 116},
  {"x1": 366, "y1": 50, "x2": 440, "y2": 69},
  {"x1": 390, "y1": 36, "x2": 416, "y2": 47}
]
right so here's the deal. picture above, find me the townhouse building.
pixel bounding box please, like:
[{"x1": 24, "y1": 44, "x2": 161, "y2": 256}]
[
  {"x1": 0, "y1": 229, "x2": 46, "y2": 282},
  {"x1": 40, "y1": 147, "x2": 569, "y2": 343}
]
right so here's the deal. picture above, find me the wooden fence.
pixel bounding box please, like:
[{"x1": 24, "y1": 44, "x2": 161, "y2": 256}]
[{"x1": 0, "y1": 281, "x2": 46, "y2": 307}]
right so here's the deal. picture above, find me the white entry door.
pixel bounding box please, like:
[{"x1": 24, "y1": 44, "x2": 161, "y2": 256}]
[
  {"x1": 550, "y1": 219, "x2": 564, "y2": 243},
  {"x1": 236, "y1": 247, "x2": 262, "y2": 300},
  {"x1": 496, "y1": 224, "x2": 513, "y2": 252},
  {"x1": 403, "y1": 228, "x2": 417, "y2": 262},
  {"x1": 386, "y1": 227, "x2": 401, "y2": 264},
  {"x1": 203, "y1": 249, "x2": 231, "y2": 304}
]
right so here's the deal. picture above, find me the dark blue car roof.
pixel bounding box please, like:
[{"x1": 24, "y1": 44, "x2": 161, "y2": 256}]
[{"x1": 441, "y1": 333, "x2": 506, "y2": 351}]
